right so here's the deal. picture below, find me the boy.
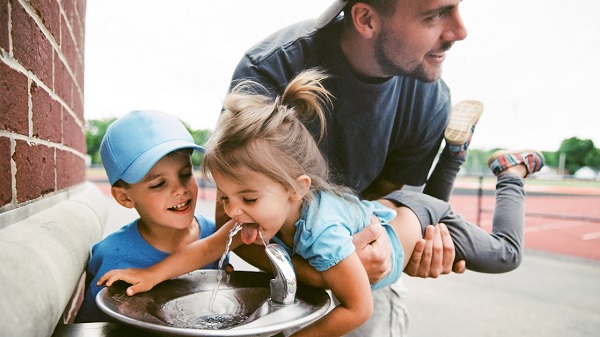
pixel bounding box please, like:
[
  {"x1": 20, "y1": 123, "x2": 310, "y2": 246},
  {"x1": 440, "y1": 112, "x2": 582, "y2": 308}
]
[{"x1": 75, "y1": 110, "x2": 221, "y2": 322}]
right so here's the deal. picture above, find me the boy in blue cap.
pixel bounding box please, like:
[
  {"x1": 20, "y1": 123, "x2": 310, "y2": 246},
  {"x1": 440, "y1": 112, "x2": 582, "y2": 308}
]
[{"x1": 75, "y1": 110, "x2": 221, "y2": 322}]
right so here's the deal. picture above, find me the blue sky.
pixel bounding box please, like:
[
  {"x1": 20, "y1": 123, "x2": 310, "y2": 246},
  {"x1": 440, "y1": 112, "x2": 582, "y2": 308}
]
[{"x1": 85, "y1": 0, "x2": 600, "y2": 152}]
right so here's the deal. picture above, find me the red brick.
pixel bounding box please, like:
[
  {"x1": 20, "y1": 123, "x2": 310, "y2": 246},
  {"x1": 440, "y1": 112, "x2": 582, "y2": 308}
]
[
  {"x1": 31, "y1": 81, "x2": 62, "y2": 142},
  {"x1": 30, "y1": 0, "x2": 60, "y2": 41},
  {"x1": 14, "y1": 140, "x2": 55, "y2": 202},
  {"x1": 0, "y1": 137, "x2": 12, "y2": 207},
  {"x1": 0, "y1": 0, "x2": 8, "y2": 51},
  {"x1": 76, "y1": 0, "x2": 86, "y2": 24},
  {"x1": 54, "y1": 48, "x2": 73, "y2": 107},
  {"x1": 74, "y1": 0, "x2": 86, "y2": 49},
  {"x1": 0, "y1": 63, "x2": 29, "y2": 135},
  {"x1": 12, "y1": 2, "x2": 53, "y2": 87},
  {"x1": 56, "y1": 149, "x2": 85, "y2": 189},
  {"x1": 73, "y1": 57, "x2": 84, "y2": 121},
  {"x1": 73, "y1": 84, "x2": 84, "y2": 121},
  {"x1": 62, "y1": 0, "x2": 74, "y2": 26},
  {"x1": 59, "y1": 6, "x2": 74, "y2": 74},
  {"x1": 62, "y1": 107, "x2": 85, "y2": 152}
]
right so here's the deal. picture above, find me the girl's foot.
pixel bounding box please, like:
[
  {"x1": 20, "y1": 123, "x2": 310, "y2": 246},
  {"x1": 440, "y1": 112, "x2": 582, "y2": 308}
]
[
  {"x1": 445, "y1": 100, "x2": 484, "y2": 156},
  {"x1": 487, "y1": 149, "x2": 545, "y2": 177}
]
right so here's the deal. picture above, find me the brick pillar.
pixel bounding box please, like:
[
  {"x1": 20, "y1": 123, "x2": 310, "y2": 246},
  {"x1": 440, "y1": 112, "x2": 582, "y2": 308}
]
[
  {"x1": 0, "y1": 1, "x2": 107, "y2": 336},
  {"x1": 1, "y1": 0, "x2": 86, "y2": 212}
]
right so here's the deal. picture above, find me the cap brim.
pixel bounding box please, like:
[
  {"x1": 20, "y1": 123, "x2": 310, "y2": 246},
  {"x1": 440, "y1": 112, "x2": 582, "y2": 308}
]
[
  {"x1": 120, "y1": 141, "x2": 205, "y2": 184},
  {"x1": 315, "y1": 0, "x2": 347, "y2": 29}
]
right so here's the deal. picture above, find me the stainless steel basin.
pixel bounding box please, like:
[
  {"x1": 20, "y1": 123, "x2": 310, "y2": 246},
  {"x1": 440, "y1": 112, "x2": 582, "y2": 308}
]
[{"x1": 96, "y1": 270, "x2": 331, "y2": 336}]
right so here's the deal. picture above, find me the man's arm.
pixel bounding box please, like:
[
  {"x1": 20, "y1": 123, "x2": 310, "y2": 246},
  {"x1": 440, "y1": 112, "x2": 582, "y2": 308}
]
[{"x1": 359, "y1": 177, "x2": 465, "y2": 280}]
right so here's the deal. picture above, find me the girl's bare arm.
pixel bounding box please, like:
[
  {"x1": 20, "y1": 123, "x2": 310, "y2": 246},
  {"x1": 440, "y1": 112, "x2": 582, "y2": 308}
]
[{"x1": 289, "y1": 253, "x2": 373, "y2": 337}]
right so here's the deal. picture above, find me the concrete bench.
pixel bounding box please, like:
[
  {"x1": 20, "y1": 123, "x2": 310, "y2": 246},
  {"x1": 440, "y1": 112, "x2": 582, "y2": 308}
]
[{"x1": 0, "y1": 182, "x2": 107, "y2": 337}]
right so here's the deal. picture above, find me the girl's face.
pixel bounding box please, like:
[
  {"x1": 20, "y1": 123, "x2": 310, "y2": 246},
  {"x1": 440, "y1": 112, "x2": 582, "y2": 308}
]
[
  {"x1": 212, "y1": 167, "x2": 304, "y2": 245},
  {"x1": 117, "y1": 151, "x2": 199, "y2": 231}
]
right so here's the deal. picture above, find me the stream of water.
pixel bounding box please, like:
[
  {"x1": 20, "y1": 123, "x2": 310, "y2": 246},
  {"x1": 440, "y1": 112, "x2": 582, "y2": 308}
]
[{"x1": 208, "y1": 222, "x2": 243, "y2": 311}]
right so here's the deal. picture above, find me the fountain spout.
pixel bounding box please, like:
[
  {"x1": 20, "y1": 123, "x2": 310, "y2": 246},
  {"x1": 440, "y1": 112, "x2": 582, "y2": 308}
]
[{"x1": 265, "y1": 243, "x2": 296, "y2": 304}]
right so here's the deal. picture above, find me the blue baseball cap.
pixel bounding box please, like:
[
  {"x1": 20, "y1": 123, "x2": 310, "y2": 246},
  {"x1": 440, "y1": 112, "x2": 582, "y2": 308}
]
[{"x1": 100, "y1": 110, "x2": 205, "y2": 185}]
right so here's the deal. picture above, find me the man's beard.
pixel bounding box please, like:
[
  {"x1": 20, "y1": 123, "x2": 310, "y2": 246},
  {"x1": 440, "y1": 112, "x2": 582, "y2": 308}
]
[{"x1": 374, "y1": 30, "x2": 451, "y2": 83}]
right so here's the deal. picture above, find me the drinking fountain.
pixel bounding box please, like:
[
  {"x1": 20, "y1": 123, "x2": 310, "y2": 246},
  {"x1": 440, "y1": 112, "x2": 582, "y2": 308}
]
[{"x1": 96, "y1": 243, "x2": 330, "y2": 336}]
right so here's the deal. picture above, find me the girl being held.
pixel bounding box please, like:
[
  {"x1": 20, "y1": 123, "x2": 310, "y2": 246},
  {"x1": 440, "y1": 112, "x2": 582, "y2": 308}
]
[{"x1": 100, "y1": 70, "x2": 544, "y2": 337}]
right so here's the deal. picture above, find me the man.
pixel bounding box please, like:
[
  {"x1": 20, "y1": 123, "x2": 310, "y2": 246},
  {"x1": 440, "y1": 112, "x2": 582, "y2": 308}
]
[{"x1": 221, "y1": 0, "x2": 470, "y2": 335}]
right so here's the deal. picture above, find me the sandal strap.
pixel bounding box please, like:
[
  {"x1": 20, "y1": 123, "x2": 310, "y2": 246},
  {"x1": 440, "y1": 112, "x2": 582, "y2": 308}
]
[{"x1": 488, "y1": 149, "x2": 545, "y2": 177}]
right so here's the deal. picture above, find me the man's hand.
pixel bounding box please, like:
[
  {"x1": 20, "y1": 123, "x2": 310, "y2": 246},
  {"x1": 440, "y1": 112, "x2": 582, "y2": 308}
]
[
  {"x1": 353, "y1": 216, "x2": 392, "y2": 284},
  {"x1": 404, "y1": 223, "x2": 466, "y2": 278}
]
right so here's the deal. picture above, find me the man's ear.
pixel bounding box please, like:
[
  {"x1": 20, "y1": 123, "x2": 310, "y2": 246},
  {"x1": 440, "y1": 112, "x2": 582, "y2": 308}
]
[
  {"x1": 111, "y1": 186, "x2": 135, "y2": 208},
  {"x1": 350, "y1": 2, "x2": 381, "y2": 39},
  {"x1": 293, "y1": 174, "x2": 312, "y2": 201}
]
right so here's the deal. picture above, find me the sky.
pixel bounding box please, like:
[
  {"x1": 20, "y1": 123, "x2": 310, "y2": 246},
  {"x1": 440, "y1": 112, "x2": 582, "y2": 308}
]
[{"x1": 84, "y1": 0, "x2": 600, "y2": 152}]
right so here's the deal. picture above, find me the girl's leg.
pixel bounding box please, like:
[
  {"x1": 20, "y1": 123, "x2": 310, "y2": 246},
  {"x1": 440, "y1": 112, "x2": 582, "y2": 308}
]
[
  {"x1": 444, "y1": 149, "x2": 545, "y2": 273},
  {"x1": 376, "y1": 199, "x2": 423, "y2": 271},
  {"x1": 380, "y1": 146, "x2": 545, "y2": 273},
  {"x1": 423, "y1": 146, "x2": 465, "y2": 201},
  {"x1": 429, "y1": 173, "x2": 526, "y2": 273},
  {"x1": 423, "y1": 100, "x2": 483, "y2": 201}
]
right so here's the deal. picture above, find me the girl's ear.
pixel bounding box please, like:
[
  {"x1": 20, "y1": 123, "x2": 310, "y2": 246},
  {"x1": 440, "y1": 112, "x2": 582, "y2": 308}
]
[
  {"x1": 292, "y1": 174, "x2": 312, "y2": 201},
  {"x1": 111, "y1": 186, "x2": 135, "y2": 208},
  {"x1": 350, "y1": 2, "x2": 381, "y2": 39}
]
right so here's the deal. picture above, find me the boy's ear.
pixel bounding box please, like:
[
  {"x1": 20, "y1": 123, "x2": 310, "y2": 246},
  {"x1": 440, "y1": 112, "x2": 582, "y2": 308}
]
[
  {"x1": 351, "y1": 2, "x2": 380, "y2": 39},
  {"x1": 292, "y1": 174, "x2": 312, "y2": 201},
  {"x1": 111, "y1": 186, "x2": 135, "y2": 208}
]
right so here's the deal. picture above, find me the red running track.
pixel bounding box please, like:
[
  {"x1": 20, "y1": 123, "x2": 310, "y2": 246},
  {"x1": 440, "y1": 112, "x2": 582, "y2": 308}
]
[{"x1": 449, "y1": 192, "x2": 600, "y2": 261}]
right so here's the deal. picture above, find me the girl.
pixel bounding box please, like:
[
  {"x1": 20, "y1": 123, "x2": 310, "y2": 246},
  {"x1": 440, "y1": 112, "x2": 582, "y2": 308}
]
[{"x1": 99, "y1": 70, "x2": 544, "y2": 337}]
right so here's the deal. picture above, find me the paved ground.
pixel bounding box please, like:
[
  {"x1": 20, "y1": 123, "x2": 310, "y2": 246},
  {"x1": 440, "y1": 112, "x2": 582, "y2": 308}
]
[{"x1": 403, "y1": 252, "x2": 600, "y2": 337}]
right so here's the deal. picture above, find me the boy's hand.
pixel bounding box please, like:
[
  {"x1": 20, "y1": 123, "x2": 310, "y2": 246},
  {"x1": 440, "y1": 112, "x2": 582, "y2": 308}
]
[{"x1": 97, "y1": 268, "x2": 159, "y2": 296}]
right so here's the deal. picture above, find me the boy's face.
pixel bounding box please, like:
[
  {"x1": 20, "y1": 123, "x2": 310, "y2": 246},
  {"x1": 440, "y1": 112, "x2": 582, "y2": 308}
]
[{"x1": 114, "y1": 151, "x2": 199, "y2": 231}]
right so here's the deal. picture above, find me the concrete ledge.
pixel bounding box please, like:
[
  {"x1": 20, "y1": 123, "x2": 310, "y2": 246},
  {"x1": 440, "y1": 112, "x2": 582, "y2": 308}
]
[{"x1": 0, "y1": 182, "x2": 107, "y2": 337}]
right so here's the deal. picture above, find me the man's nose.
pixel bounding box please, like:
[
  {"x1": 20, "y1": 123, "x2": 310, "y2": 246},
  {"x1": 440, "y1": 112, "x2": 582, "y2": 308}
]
[{"x1": 442, "y1": 9, "x2": 468, "y2": 43}]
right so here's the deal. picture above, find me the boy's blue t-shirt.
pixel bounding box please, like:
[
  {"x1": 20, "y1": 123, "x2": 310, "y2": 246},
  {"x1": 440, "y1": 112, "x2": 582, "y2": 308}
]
[{"x1": 75, "y1": 215, "x2": 221, "y2": 322}]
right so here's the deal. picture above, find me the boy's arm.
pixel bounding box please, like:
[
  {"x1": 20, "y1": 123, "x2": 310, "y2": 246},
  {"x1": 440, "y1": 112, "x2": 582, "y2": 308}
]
[
  {"x1": 289, "y1": 253, "x2": 373, "y2": 337},
  {"x1": 98, "y1": 221, "x2": 241, "y2": 296}
]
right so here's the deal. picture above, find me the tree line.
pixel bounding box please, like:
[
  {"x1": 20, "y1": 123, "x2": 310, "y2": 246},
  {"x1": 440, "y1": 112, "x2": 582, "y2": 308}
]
[{"x1": 86, "y1": 118, "x2": 600, "y2": 175}]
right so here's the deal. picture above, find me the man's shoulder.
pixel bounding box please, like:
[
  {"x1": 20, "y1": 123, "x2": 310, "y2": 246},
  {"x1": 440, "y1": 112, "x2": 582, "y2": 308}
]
[
  {"x1": 233, "y1": 19, "x2": 339, "y2": 90},
  {"x1": 243, "y1": 19, "x2": 319, "y2": 65}
]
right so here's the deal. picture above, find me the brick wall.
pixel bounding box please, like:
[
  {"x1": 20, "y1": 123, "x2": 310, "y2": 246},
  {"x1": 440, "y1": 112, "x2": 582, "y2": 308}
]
[{"x1": 0, "y1": 0, "x2": 86, "y2": 213}]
